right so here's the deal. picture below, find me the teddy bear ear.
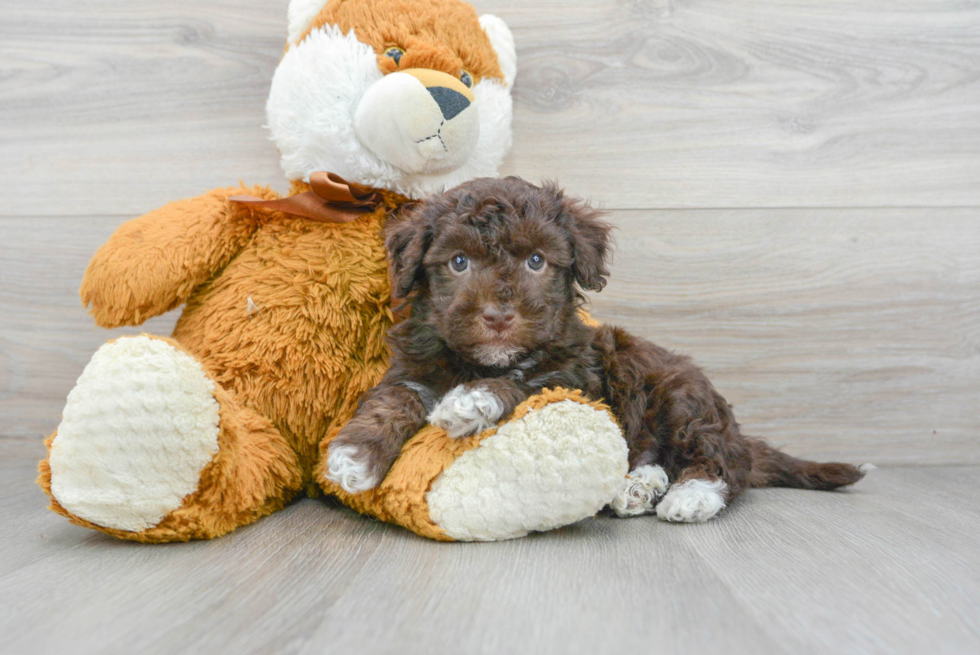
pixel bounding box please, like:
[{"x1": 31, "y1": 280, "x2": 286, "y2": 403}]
[
  {"x1": 287, "y1": 0, "x2": 330, "y2": 46},
  {"x1": 479, "y1": 14, "x2": 517, "y2": 88}
]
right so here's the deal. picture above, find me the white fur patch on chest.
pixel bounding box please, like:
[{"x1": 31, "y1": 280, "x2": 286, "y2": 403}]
[{"x1": 471, "y1": 343, "x2": 522, "y2": 367}]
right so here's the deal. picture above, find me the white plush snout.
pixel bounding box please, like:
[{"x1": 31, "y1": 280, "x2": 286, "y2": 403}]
[{"x1": 354, "y1": 70, "x2": 480, "y2": 175}]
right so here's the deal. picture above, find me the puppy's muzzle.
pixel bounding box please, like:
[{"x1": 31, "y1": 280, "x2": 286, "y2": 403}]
[{"x1": 354, "y1": 68, "x2": 480, "y2": 176}]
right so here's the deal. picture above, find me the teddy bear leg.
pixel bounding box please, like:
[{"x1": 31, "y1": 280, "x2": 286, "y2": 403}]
[
  {"x1": 424, "y1": 395, "x2": 629, "y2": 541},
  {"x1": 38, "y1": 335, "x2": 303, "y2": 543},
  {"x1": 319, "y1": 391, "x2": 630, "y2": 541}
]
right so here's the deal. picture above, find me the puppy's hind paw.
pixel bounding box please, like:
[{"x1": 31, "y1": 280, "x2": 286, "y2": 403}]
[
  {"x1": 610, "y1": 465, "x2": 669, "y2": 517},
  {"x1": 325, "y1": 443, "x2": 381, "y2": 493},
  {"x1": 428, "y1": 385, "x2": 504, "y2": 438},
  {"x1": 656, "y1": 478, "x2": 727, "y2": 523}
]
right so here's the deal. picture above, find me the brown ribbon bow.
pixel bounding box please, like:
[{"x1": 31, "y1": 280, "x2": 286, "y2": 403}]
[{"x1": 229, "y1": 171, "x2": 381, "y2": 223}]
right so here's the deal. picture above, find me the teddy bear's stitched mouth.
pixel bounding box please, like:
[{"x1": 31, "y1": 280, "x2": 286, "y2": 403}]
[{"x1": 415, "y1": 120, "x2": 449, "y2": 153}]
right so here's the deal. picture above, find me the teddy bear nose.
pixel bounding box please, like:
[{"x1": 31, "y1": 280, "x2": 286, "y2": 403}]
[
  {"x1": 427, "y1": 86, "x2": 471, "y2": 121},
  {"x1": 482, "y1": 306, "x2": 516, "y2": 333}
]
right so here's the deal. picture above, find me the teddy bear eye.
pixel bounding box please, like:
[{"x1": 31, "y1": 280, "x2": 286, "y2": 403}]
[
  {"x1": 385, "y1": 47, "x2": 404, "y2": 65},
  {"x1": 450, "y1": 254, "x2": 470, "y2": 273},
  {"x1": 526, "y1": 253, "x2": 546, "y2": 272},
  {"x1": 459, "y1": 70, "x2": 473, "y2": 88}
]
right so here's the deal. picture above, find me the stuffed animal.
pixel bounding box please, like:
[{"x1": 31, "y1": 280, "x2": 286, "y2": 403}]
[{"x1": 37, "y1": 0, "x2": 629, "y2": 542}]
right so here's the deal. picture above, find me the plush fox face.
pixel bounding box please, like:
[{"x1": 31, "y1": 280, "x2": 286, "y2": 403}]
[{"x1": 267, "y1": 0, "x2": 516, "y2": 199}]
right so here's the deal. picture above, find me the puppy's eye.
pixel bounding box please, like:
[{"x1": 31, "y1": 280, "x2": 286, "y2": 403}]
[
  {"x1": 449, "y1": 254, "x2": 470, "y2": 274},
  {"x1": 526, "y1": 253, "x2": 546, "y2": 272},
  {"x1": 460, "y1": 70, "x2": 473, "y2": 88},
  {"x1": 385, "y1": 47, "x2": 404, "y2": 65}
]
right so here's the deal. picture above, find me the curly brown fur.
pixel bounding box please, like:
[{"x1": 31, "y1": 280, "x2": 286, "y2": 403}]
[{"x1": 327, "y1": 177, "x2": 866, "y2": 516}]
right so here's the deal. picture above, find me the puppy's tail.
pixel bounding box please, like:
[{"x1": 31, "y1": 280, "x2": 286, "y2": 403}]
[{"x1": 747, "y1": 439, "x2": 871, "y2": 490}]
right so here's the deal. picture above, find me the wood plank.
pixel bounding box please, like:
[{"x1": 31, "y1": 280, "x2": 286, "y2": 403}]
[
  {"x1": 0, "y1": 455, "x2": 392, "y2": 654},
  {"x1": 296, "y1": 510, "x2": 786, "y2": 655},
  {"x1": 589, "y1": 207, "x2": 980, "y2": 464},
  {"x1": 2, "y1": 443, "x2": 978, "y2": 655},
  {"x1": 0, "y1": 217, "x2": 179, "y2": 440},
  {"x1": 3, "y1": 209, "x2": 977, "y2": 464},
  {"x1": 2, "y1": 1, "x2": 979, "y2": 215},
  {"x1": 503, "y1": 0, "x2": 980, "y2": 208},
  {"x1": 0, "y1": 0, "x2": 290, "y2": 217},
  {"x1": 683, "y1": 468, "x2": 980, "y2": 655}
]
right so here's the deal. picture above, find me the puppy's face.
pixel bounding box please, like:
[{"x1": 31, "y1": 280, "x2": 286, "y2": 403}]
[{"x1": 387, "y1": 177, "x2": 611, "y2": 367}]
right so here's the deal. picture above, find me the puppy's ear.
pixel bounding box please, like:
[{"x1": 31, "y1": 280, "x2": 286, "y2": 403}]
[
  {"x1": 549, "y1": 184, "x2": 613, "y2": 292},
  {"x1": 385, "y1": 202, "x2": 437, "y2": 299}
]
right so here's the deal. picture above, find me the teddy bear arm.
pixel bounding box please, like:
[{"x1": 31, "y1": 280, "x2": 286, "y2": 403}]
[{"x1": 81, "y1": 187, "x2": 268, "y2": 328}]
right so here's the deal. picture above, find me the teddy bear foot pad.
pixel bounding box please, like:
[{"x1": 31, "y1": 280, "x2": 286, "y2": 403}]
[
  {"x1": 47, "y1": 335, "x2": 221, "y2": 532},
  {"x1": 427, "y1": 398, "x2": 628, "y2": 541}
]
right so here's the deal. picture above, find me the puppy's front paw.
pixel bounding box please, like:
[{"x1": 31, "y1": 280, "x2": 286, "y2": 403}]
[
  {"x1": 610, "y1": 465, "x2": 670, "y2": 517},
  {"x1": 428, "y1": 385, "x2": 504, "y2": 438},
  {"x1": 325, "y1": 443, "x2": 381, "y2": 493}
]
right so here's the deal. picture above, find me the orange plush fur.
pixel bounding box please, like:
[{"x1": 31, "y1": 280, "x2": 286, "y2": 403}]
[{"x1": 302, "y1": 0, "x2": 505, "y2": 83}]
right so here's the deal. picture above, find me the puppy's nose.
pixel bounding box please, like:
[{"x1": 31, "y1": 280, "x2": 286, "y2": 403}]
[{"x1": 482, "y1": 307, "x2": 516, "y2": 333}]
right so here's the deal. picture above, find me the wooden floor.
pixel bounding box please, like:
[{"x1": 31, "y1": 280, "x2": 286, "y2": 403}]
[
  {"x1": 2, "y1": 0, "x2": 979, "y2": 653},
  {"x1": 1, "y1": 439, "x2": 978, "y2": 655}
]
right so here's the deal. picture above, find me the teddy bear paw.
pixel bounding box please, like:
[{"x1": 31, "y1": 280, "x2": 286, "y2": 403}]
[
  {"x1": 428, "y1": 385, "x2": 504, "y2": 438},
  {"x1": 47, "y1": 336, "x2": 220, "y2": 532},
  {"x1": 426, "y1": 399, "x2": 629, "y2": 541}
]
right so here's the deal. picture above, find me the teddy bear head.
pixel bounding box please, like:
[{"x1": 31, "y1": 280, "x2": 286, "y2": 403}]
[{"x1": 267, "y1": 0, "x2": 516, "y2": 199}]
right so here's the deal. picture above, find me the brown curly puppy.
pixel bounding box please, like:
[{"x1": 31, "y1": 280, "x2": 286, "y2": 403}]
[{"x1": 326, "y1": 177, "x2": 868, "y2": 522}]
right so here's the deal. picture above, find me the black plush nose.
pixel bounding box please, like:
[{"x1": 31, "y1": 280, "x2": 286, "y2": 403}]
[
  {"x1": 482, "y1": 306, "x2": 516, "y2": 333},
  {"x1": 427, "y1": 86, "x2": 471, "y2": 121}
]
